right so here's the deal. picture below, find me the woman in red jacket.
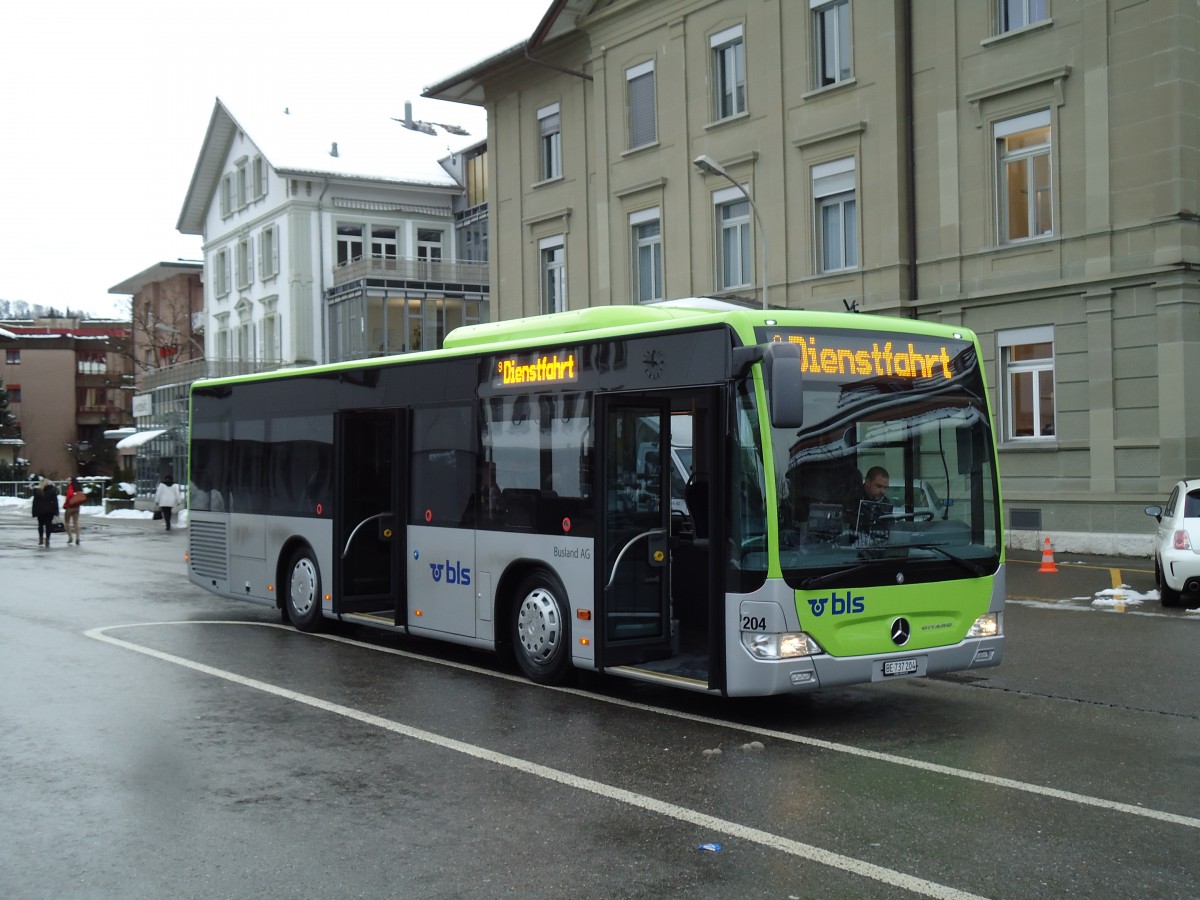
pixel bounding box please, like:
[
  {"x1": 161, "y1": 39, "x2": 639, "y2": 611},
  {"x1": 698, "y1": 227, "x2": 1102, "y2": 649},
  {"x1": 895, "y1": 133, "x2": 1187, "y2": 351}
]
[{"x1": 63, "y1": 476, "x2": 85, "y2": 544}]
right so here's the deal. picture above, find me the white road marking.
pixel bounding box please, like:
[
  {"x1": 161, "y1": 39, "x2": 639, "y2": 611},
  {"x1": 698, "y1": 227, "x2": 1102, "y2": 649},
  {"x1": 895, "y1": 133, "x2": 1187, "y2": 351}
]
[
  {"x1": 1007, "y1": 597, "x2": 1200, "y2": 619},
  {"x1": 89, "y1": 620, "x2": 1200, "y2": 836},
  {"x1": 86, "y1": 622, "x2": 983, "y2": 900}
]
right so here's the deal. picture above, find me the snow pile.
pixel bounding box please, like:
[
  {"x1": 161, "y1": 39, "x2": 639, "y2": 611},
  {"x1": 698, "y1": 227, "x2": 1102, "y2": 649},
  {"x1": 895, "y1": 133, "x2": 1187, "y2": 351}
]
[{"x1": 1090, "y1": 586, "x2": 1155, "y2": 608}]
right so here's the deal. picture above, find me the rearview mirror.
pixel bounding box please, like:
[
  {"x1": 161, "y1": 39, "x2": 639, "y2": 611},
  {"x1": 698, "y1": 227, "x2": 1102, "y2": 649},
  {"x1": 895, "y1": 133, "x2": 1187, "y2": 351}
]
[{"x1": 762, "y1": 342, "x2": 804, "y2": 429}]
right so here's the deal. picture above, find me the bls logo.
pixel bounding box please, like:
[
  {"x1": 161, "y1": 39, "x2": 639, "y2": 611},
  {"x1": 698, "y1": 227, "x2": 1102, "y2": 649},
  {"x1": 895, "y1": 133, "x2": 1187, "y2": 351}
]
[
  {"x1": 807, "y1": 590, "x2": 865, "y2": 617},
  {"x1": 430, "y1": 560, "x2": 472, "y2": 586}
]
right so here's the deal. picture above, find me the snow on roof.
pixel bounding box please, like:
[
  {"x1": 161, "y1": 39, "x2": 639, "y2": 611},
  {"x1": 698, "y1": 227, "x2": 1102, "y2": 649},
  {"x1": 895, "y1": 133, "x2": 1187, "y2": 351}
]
[
  {"x1": 224, "y1": 98, "x2": 475, "y2": 188},
  {"x1": 116, "y1": 428, "x2": 167, "y2": 450},
  {"x1": 0, "y1": 326, "x2": 15, "y2": 339},
  {"x1": 180, "y1": 97, "x2": 482, "y2": 234}
]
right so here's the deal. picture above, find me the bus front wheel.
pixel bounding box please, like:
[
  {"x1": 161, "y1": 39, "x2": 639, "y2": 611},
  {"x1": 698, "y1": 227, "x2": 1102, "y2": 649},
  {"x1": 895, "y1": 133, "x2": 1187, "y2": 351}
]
[
  {"x1": 285, "y1": 548, "x2": 324, "y2": 632},
  {"x1": 511, "y1": 572, "x2": 573, "y2": 685}
]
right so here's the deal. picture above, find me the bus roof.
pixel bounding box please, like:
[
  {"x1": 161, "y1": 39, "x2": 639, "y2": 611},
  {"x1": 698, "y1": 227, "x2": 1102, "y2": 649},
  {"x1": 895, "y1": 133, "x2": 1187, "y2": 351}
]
[
  {"x1": 444, "y1": 298, "x2": 977, "y2": 350},
  {"x1": 192, "y1": 299, "x2": 979, "y2": 389}
]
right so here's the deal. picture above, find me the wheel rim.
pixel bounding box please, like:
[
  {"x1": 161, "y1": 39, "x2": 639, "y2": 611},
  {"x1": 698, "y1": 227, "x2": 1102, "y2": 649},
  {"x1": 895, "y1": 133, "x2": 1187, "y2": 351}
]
[
  {"x1": 516, "y1": 587, "x2": 561, "y2": 666},
  {"x1": 290, "y1": 557, "x2": 318, "y2": 617}
]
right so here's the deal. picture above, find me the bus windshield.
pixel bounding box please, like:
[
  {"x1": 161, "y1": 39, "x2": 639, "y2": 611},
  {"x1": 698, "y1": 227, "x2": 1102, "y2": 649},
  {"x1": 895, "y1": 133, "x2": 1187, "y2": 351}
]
[{"x1": 762, "y1": 327, "x2": 1001, "y2": 589}]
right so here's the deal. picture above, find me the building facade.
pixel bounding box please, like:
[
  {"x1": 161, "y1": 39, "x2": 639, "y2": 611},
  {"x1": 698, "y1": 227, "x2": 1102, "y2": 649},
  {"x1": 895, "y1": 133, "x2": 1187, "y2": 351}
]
[
  {"x1": 0, "y1": 321, "x2": 135, "y2": 479},
  {"x1": 177, "y1": 100, "x2": 489, "y2": 371},
  {"x1": 108, "y1": 261, "x2": 205, "y2": 492},
  {"x1": 427, "y1": 0, "x2": 1200, "y2": 553}
]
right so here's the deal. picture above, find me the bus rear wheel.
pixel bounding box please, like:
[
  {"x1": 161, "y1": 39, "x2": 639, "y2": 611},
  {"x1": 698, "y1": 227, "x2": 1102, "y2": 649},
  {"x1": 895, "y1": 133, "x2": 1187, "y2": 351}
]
[
  {"x1": 285, "y1": 548, "x2": 324, "y2": 631},
  {"x1": 511, "y1": 572, "x2": 573, "y2": 685}
]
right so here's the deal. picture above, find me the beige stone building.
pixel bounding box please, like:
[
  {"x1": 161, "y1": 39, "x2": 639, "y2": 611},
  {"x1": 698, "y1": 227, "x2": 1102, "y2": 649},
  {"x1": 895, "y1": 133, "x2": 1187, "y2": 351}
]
[
  {"x1": 427, "y1": 0, "x2": 1199, "y2": 553},
  {"x1": 0, "y1": 322, "x2": 135, "y2": 479}
]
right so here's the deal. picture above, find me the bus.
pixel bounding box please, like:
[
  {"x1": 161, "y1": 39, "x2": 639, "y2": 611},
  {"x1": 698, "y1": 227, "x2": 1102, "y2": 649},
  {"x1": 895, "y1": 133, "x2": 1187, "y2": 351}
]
[{"x1": 186, "y1": 300, "x2": 1004, "y2": 696}]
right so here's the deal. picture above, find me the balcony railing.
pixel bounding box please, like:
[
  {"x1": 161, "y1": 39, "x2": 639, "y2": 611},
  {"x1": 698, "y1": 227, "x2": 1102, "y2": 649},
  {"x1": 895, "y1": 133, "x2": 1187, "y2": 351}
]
[
  {"x1": 332, "y1": 254, "x2": 488, "y2": 288},
  {"x1": 140, "y1": 357, "x2": 287, "y2": 390}
]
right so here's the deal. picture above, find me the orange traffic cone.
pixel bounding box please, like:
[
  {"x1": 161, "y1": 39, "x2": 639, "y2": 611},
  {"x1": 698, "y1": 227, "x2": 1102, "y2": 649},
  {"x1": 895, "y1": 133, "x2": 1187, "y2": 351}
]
[{"x1": 1038, "y1": 537, "x2": 1058, "y2": 573}]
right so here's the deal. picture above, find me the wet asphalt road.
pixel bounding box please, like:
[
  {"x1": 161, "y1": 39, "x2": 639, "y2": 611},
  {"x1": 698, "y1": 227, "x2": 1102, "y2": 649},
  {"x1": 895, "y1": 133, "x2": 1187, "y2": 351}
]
[{"x1": 1, "y1": 508, "x2": 1197, "y2": 899}]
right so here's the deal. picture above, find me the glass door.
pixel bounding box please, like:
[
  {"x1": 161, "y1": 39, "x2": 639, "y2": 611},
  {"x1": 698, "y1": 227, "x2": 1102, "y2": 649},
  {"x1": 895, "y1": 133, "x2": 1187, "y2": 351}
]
[
  {"x1": 335, "y1": 409, "x2": 407, "y2": 619},
  {"x1": 596, "y1": 396, "x2": 672, "y2": 666}
]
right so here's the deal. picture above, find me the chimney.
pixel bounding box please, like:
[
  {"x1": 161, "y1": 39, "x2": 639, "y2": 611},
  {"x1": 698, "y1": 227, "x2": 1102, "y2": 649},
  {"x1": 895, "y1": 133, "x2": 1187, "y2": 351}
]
[
  {"x1": 330, "y1": 142, "x2": 339, "y2": 157},
  {"x1": 405, "y1": 102, "x2": 413, "y2": 128}
]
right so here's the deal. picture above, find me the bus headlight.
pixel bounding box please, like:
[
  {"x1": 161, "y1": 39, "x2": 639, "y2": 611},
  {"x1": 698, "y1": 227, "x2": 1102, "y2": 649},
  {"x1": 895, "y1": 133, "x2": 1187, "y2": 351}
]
[
  {"x1": 966, "y1": 613, "x2": 999, "y2": 638},
  {"x1": 742, "y1": 631, "x2": 823, "y2": 660}
]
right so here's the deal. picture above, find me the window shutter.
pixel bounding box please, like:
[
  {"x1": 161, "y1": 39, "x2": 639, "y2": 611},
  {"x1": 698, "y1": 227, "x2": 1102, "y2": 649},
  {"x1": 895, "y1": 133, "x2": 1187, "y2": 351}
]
[{"x1": 628, "y1": 70, "x2": 656, "y2": 147}]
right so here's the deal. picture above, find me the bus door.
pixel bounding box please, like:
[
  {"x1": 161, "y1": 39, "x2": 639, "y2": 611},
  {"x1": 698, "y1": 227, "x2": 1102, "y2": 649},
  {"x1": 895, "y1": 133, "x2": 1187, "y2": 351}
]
[
  {"x1": 596, "y1": 396, "x2": 673, "y2": 667},
  {"x1": 334, "y1": 409, "x2": 407, "y2": 620}
]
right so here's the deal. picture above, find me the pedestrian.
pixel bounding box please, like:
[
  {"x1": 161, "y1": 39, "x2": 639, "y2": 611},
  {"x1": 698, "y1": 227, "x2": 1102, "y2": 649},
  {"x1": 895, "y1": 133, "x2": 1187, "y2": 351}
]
[
  {"x1": 154, "y1": 474, "x2": 183, "y2": 531},
  {"x1": 63, "y1": 476, "x2": 86, "y2": 545},
  {"x1": 31, "y1": 477, "x2": 59, "y2": 548}
]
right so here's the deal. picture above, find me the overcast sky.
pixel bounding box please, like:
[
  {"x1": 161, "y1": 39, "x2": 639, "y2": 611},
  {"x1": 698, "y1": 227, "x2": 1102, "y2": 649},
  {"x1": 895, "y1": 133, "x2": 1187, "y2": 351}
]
[{"x1": 0, "y1": 0, "x2": 550, "y2": 318}]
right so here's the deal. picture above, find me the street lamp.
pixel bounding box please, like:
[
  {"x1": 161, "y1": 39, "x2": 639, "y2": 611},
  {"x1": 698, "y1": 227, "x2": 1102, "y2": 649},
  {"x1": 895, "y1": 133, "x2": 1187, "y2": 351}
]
[{"x1": 693, "y1": 154, "x2": 769, "y2": 310}]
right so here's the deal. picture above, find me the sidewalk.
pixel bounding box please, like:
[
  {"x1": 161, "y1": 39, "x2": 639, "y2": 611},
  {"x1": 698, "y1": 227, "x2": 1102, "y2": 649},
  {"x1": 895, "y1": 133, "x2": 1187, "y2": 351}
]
[
  {"x1": 0, "y1": 498, "x2": 188, "y2": 538},
  {"x1": 1006, "y1": 545, "x2": 1151, "y2": 572}
]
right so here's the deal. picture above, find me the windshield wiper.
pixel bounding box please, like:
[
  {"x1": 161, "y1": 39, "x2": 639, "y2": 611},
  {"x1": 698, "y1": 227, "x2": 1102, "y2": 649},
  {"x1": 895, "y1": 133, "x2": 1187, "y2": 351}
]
[
  {"x1": 908, "y1": 543, "x2": 991, "y2": 577},
  {"x1": 800, "y1": 555, "x2": 900, "y2": 590}
]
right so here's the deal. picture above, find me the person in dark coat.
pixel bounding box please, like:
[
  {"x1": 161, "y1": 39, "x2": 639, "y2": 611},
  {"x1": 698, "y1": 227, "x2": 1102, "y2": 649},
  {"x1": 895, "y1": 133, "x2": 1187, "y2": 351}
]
[{"x1": 31, "y1": 477, "x2": 59, "y2": 548}]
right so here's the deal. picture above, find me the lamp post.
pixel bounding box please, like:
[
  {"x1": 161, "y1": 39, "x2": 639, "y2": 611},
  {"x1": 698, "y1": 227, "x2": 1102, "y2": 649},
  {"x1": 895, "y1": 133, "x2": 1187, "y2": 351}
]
[{"x1": 693, "y1": 154, "x2": 769, "y2": 310}]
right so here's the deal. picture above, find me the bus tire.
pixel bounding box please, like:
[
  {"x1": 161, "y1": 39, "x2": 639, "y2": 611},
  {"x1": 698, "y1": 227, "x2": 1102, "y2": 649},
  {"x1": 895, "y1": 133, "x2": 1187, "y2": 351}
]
[
  {"x1": 511, "y1": 571, "x2": 573, "y2": 685},
  {"x1": 285, "y1": 547, "x2": 324, "y2": 632}
]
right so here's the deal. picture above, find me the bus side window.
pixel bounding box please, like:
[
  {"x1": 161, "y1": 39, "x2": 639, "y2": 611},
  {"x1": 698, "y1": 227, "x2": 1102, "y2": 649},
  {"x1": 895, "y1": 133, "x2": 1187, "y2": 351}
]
[{"x1": 412, "y1": 449, "x2": 476, "y2": 526}]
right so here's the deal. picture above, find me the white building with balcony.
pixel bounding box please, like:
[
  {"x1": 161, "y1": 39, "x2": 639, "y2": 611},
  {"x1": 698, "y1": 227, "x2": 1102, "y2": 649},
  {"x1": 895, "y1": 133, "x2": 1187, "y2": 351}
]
[{"x1": 177, "y1": 98, "x2": 487, "y2": 370}]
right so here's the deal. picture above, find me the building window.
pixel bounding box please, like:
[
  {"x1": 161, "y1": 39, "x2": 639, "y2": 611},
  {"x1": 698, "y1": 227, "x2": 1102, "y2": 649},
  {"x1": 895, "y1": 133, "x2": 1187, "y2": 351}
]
[
  {"x1": 996, "y1": 110, "x2": 1052, "y2": 243},
  {"x1": 6, "y1": 385, "x2": 19, "y2": 402},
  {"x1": 813, "y1": 1, "x2": 852, "y2": 87},
  {"x1": 626, "y1": 60, "x2": 657, "y2": 149},
  {"x1": 999, "y1": 0, "x2": 1047, "y2": 33},
  {"x1": 214, "y1": 249, "x2": 231, "y2": 297},
  {"x1": 458, "y1": 211, "x2": 488, "y2": 264},
  {"x1": 999, "y1": 326, "x2": 1055, "y2": 439},
  {"x1": 235, "y1": 158, "x2": 249, "y2": 209},
  {"x1": 214, "y1": 314, "x2": 230, "y2": 361},
  {"x1": 261, "y1": 312, "x2": 280, "y2": 363},
  {"x1": 372, "y1": 226, "x2": 398, "y2": 264},
  {"x1": 631, "y1": 209, "x2": 663, "y2": 303},
  {"x1": 540, "y1": 236, "x2": 566, "y2": 314},
  {"x1": 5, "y1": 350, "x2": 18, "y2": 364},
  {"x1": 259, "y1": 226, "x2": 279, "y2": 279},
  {"x1": 77, "y1": 352, "x2": 107, "y2": 375},
  {"x1": 337, "y1": 223, "x2": 364, "y2": 266},
  {"x1": 713, "y1": 187, "x2": 751, "y2": 290},
  {"x1": 710, "y1": 25, "x2": 746, "y2": 120},
  {"x1": 813, "y1": 157, "x2": 858, "y2": 272},
  {"x1": 235, "y1": 301, "x2": 254, "y2": 361},
  {"x1": 538, "y1": 103, "x2": 562, "y2": 181},
  {"x1": 417, "y1": 228, "x2": 443, "y2": 273},
  {"x1": 465, "y1": 147, "x2": 487, "y2": 208},
  {"x1": 252, "y1": 155, "x2": 267, "y2": 200},
  {"x1": 236, "y1": 237, "x2": 253, "y2": 289},
  {"x1": 219, "y1": 174, "x2": 233, "y2": 218}
]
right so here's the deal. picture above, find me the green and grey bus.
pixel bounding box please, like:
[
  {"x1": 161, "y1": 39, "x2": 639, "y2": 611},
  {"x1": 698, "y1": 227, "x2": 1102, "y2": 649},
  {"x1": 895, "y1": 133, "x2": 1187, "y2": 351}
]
[{"x1": 186, "y1": 300, "x2": 1004, "y2": 696}]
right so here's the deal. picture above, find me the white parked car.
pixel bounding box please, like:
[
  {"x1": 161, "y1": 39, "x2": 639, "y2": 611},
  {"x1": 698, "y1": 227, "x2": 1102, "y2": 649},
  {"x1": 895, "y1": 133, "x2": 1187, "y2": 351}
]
[
  {"x1": 883, "y1": 479, "x2": 945, "y2": 520},
  {"x1": 1144, "y1": 479, "x2": 1200, "y2": 607}
]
